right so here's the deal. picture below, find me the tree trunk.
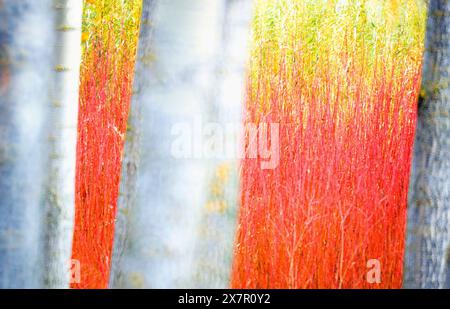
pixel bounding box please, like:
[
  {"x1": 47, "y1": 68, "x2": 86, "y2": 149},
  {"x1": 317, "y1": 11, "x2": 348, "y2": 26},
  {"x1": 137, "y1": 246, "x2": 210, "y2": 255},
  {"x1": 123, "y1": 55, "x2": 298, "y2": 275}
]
[
  {"x1": 109, "y1": 0, "x2": 156, "y2": 288},
  {"x1": 0, "y1": 0, "x2": 81, "y2": 288},
  {"x1": 0, "y1": 0, "x2": 54, "y2": 288},
  {"x1": 191, "y1": 0, "x2": 252, "y2": 288},
  {"x1": 110, "y1": 0, "x2": 252, "y2": 288},
  {"x1": 405, "y1": 0, "x2": 450, "y2": 289},
  {"x1": 43, "y1": 0, "x2": 82, "y2": 288}
]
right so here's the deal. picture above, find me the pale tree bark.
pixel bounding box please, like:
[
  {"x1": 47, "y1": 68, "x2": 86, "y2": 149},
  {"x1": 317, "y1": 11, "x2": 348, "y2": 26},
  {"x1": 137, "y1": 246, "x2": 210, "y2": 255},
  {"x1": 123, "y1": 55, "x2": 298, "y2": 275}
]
[
  {"x1": 405, "y1": 0, "x2": 450, "y2": 289},
  {"x1": 0, "y1": 0, "x2": 55, "y2": 288},
  {"x1": 191, "y1": 0, "x2": 252, "y2": 288},
  {"x1": 110, "y1": 0, "x2": 252, "y2": 288},
  {"x1": 0, "y1": 0, "x2": 81, "y2": 288},
  {"x1": 109, "y1": 0, "x2": 156, "y2": 288},
  {"x1": 43, "y1": 0, "x2": 82, "y2": 288}
]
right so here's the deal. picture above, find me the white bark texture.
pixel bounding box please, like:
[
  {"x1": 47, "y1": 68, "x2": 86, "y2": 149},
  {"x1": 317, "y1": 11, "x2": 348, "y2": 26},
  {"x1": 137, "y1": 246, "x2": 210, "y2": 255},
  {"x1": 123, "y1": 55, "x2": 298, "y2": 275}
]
[
  {"x1": 110, "y1": 0, "x2": 252, "y2": 288},
  {"x1": 43, "y1": 0, "x2": 82, "y2": 288},
  {"x1": 405, "y1": 0, "x2": 450, "y2": 289},
  {"x1": 0, "y1": 0, "x2": 54, "y2": 288},
  {"x1": 191, "y1": 0, "x2": 252, "y2": 288},
  {"x1": 0, "y1": 0, "x2": 81, "y2": 288}
]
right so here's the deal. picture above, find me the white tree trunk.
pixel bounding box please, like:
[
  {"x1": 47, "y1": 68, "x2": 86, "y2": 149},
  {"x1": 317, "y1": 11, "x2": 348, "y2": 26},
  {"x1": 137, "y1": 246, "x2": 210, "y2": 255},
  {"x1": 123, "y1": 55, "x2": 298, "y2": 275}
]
[
  {"x1": 0, "y1": 0, "x2": 55, "y2": 288},
  {"x1": 43, "y1": 0, "x2": 82, "y2": 288},
  {"x1": 405, "y1": 0, "x2": 450, "y2": 289},
  {"x1": 0, "y1": 0, "x2": 81, "y2": 288},
  {"x1": 110, "y1": 0, "x2": 252, "y2": 288},
  {"x1": 109, "y1": 0, "x2": 157, "y2": 288},
  {"x1": 191, "y1": 0, "x2": 252, "y2": 288}
]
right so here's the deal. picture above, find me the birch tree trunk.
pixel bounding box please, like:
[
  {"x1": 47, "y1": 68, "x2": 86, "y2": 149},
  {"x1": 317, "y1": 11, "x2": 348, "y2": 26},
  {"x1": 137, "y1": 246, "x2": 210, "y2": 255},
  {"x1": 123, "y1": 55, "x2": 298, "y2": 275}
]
[
  {"x1": 110, "y1": 0, "x2": 252, "y2": 288},
  {"x1": 109, "y1": 0, "x2": 156, "y2": 288},
  {"x1": 43, "y1": 0, "x2": 82, "y2": 288},
  {"x1": 191, "y1": 0, "x2": 252, "y2": 288},
  {"x1": 0, "y1": 0, "x2": 55, "y2": 288},
  {"x1": 405, "y1": 0, "x2": 450, "y2": 289},
  {"x1": 0, "y1": 0, "x2": 81, "y2": 288}
]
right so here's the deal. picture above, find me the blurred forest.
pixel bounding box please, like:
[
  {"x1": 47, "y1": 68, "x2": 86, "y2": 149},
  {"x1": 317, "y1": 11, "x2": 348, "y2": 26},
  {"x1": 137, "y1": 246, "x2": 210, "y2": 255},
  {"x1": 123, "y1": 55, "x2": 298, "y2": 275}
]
[{"x1": 0, "y1": 0, "x2": 449, "y2": 289}]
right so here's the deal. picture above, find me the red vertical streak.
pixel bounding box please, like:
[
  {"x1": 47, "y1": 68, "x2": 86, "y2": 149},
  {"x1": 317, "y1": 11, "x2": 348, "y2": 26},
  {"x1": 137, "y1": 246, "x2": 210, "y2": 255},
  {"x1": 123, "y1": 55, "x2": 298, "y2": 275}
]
[
  {"x1": 231, "y1": 51, "x2": 422, "y2": 288},
  {"x1": 71, "y1": 33, "x2": 136, "y2": 288}
]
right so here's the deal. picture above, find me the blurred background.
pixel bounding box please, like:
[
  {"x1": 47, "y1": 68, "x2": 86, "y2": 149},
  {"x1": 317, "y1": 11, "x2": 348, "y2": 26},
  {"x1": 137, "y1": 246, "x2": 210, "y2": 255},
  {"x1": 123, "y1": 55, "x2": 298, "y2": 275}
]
[{"x1": 0, "y1": 0, "x2": 449, "y2": 289}]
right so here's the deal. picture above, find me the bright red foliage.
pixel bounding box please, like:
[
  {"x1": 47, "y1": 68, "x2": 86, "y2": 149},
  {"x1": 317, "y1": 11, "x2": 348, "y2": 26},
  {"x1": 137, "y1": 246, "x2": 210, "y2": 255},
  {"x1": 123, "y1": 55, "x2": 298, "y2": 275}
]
[
  {"x1": 71, "y1": 35, "x2": 135, "y2": 288},
  {"x1": 231, "y1": 55, "x2": 422, "y2": 288}
]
